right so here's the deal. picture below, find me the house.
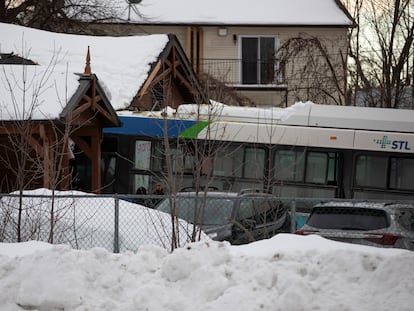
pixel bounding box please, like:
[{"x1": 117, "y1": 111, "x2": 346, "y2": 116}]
[
  {"x1": 0, "y1": 22, "x2": 207, "y2": 193},
  {"x1": 84, "y1": 0, "x2": 354, "y2": 107}
]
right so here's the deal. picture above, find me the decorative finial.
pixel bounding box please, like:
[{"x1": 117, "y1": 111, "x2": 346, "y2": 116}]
[{"x1": 83, "y1": 46, "x2": 91, "y2": 76}]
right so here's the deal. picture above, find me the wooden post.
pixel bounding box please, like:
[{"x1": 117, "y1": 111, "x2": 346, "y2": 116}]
[{"x1": 39, "y1": 124, "x2": 51, "y2": 188}]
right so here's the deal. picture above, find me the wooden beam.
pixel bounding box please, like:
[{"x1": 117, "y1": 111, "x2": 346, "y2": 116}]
[
  {"x1": 0, "y1": 123, "x2": 38, "y2": 135},
  {"x1": 91, "y1": 95, "x2": 102, "y2": 111},
  {"x1": 138, "y1": 60, "x2": 162, "y2": 98},
  {"x1": 22, "y1": 132, "x2": 44, "y2": 159},
  {"x1": 165, "y1": 58, "x2": 181, "y2": 71},
  {"x1": 91, "y1": 76, "x2": 97, "y2": 111},
  {"x1": 71, "y1": 101, "x2": 92, "y2": 120},
  {"x1": 186, "y1": 27, "x2": 192, "y2": 58},
  {"x1": 199, "y1": 27, "x2": 204, "y2": 65},
  {"x1": 93, "y1": 103, "x2": 117, "y2": 125},
  {"x1": 172, "y1": 46, "x2": 177, "y2": 78},
  {"x1": 71, "y1": 127, "x2": 102, "y2": 193},
  {"x1": 71, "y1": 134, "x2": 92, "y2": 159},
  {"x1": 149, "y1": 67, "x2": 172, "y2": 87},
  {"x1": 39, "y1": 124, "x2": 51, "y2": 188},
  {"x1": 165, "y1": 59, "x2": 193, "y2": 91}
]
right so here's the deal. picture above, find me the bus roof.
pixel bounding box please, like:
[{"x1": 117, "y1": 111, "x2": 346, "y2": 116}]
[
  {"x1": 105, "y1": 102, "x2": 414, "y2": 137},
  {"x1": 175, "y1": 102, "x2": 414, "y2": 133}
]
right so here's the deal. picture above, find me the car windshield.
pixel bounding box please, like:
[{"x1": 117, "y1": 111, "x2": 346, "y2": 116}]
[
  {"x1": 236, "y1": 197, "x2": 284, "y2": 222},
  {"x1": 157, "y1": 196, "x2": 234, "y2": 225},
  {"x1": 306, "y1": 206, "x2": 389, "y2": 230}
]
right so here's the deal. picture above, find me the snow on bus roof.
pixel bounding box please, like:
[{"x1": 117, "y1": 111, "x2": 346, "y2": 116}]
[{"x1": 117, "y1": 101, "x2": 414, "y2": 134}]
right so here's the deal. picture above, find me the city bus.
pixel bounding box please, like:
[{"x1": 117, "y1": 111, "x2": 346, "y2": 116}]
[{"x1": 96, "y1": 102, "x2": 414, "y2": 200}]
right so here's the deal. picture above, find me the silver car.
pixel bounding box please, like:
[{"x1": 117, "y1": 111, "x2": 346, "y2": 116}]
[{"x1": 296, "y1": 201, "x2": 414, "y2": 251}]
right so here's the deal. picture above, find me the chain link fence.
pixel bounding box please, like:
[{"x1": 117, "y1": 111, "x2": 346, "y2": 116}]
[
  {"x1": 0, "y1": 193, "x2": 195, "y2": 253},
  {"x1": 1, "y1": 192, "x2": 407, "y2": 253}
]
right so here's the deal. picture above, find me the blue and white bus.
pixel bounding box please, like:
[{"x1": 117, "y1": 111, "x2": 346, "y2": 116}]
[{"x1": 97, "y1": 102, "x2": 414, "y2": 200}]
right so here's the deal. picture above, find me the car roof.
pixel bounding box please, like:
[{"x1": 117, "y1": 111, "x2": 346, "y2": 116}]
[
  {"x1": 175, "y1": 191, "x2": 239, "y2": 198},
  {"x1": 174, "y1": 189, "x2": 279, "y2": 199},
  {"x1": 314, "y1": 201, "x2": 414, "y2": 211},
  {"x1": 176, "y1": 187, "x2": 277, "y2": 196}
]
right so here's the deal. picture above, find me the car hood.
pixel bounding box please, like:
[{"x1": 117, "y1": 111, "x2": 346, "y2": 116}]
[{"x1": 202, "y1": 223, "x2": 233, "y2": 241}]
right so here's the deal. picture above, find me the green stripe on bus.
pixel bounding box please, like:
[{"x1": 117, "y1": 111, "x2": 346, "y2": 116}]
[{"x1": 179, "y1": 121, "x2": 210, "y2": 139}]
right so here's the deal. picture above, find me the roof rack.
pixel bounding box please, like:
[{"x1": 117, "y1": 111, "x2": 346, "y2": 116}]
[
  {"x1": 238, "y1": 188, "x2": 267, "y2": 195},
  {"x1": 179, "y1": 186, "x2": 219, "y2": 192}
]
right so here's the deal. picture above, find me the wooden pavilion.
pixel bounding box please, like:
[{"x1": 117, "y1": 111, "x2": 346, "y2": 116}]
[{"x1": 0, "y1": 49, "x2": 120, "y2": 194}]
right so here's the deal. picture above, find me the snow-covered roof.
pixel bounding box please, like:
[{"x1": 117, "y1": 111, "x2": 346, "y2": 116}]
[
  {"x1": 0, "y1": 22, "x2": 169, "y2": 120},
  {"x1": 123, "y1": 101, "x2": 414, "y2": 134},
  {"x1": 110, "y1": 0, "x2": 353, "y2": 26}
]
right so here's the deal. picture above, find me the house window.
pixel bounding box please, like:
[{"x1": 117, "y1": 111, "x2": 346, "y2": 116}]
[{"x1": 241, "y1": 36, "x2": 278, "y2": 85}]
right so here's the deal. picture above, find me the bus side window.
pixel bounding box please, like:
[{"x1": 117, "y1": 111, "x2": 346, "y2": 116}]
[
  {"x1": 389, "y1": 157, "x2": 414, "y2": 191},
  {"x1": 305, "y1": 152, "x2": 338, "y2": 185},
  {"x1": 244, "y1": 147, "x2": 265, "y2": 179},
  {"x1": 306, "y1": 152, "x2": 328, "y2": 184},
  {"x1": 213, "y1": 145, "x2": 264, "y2": 179},
  {"x1": 355, "y1": 155, "x2": 387, "y2": 188},
  {"x1": 274, "y1": 149, "x2": 305, "y2": 182}
]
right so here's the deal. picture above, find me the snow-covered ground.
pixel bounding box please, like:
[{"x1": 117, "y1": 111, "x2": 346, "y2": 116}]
[{"x1": 0, "y1": 234, "x2": 413, "y2": 311}]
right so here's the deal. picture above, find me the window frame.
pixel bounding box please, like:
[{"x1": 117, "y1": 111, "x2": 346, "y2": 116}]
[
  {"x1": 239, "y1": 35, "x2": 279, "y2": 85},
  {"x1": 354, "y1": 153, "x2": 414, "y2": 191},
  {"x1": 212, "y1": 144, "x2": 266, "y2": 179},
  {"x1": 273, "y1": 148, "x2": 339, "y2": 186},
  {"x1": 389, "y1": 157, "x2": 414, "y2": 191}
]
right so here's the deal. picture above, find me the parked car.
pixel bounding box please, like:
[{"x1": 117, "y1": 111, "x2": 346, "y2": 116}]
[
  {"x1": 156, "y1": 189, "x2": 291, "y2": 244},
  {"x1": 296, "y1": 201, "x2": 414, "y2": 251}
]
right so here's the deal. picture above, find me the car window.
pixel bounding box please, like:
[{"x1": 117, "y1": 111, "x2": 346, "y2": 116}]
[
  {"x1": 157, "y1": 196, "x2": 234, "y2": 225},
  {"x1": 236, "y1": 197, "x2": 283, "y2": 224},
  {"x1": 396, "y1": 209, "x2": 414, "y2": 231},
  {"x1": 238, "y1": 199, "x2": 255, "y2": 219},
  {"x1": 306, "y1": 206, "x2": 389, "y2": 230}
]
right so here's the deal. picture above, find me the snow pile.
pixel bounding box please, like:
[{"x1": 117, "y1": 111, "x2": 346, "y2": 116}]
[{"x1": 0, "y1": 234, "x2": 413, "y2": 310}]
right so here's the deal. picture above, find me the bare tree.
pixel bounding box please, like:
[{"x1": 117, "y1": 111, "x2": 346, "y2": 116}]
[
  {"x1": 142, "y1": 72, "x2": 250, "y2": 249},
  {"x1": 345, "y1": 0, "x2": 414, "y2": 108},
  {"x1": 0, "y1": 43, "x2": 84, "y2": 242},
  {"x1": 150, "y1": 74, "x2": 297, "y2": 248},
  {"x1": 199, "y1": 72, "x2": 256, "y2": 107},
  {"x1": 0, "y1": 0, "x2": 128, "y2": 32},
  {"x1": 278, "y1": 34, "x2": 349, "y2": 106}
]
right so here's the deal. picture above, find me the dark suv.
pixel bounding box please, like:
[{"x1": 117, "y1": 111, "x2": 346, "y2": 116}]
[{"x1": 156, "y1": 189, "x2": 291, "y2": 245}]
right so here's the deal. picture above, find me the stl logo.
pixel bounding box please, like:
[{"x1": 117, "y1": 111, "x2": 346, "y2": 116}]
[{"x1": 373, "y1": 136, "x2": 392, "y2": 149}]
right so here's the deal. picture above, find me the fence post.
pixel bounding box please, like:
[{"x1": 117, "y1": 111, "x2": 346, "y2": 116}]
[
  {"x1": 114, "y1": 197, "x2": 120, "y2": 253},
  {"x1": 290, "y1": 200, "x2": 296, "y2": 233}
]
